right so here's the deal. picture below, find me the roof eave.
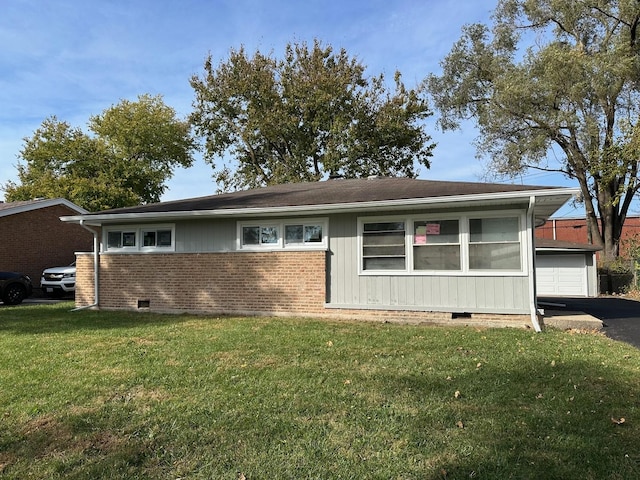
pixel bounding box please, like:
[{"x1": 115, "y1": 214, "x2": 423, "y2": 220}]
[
  {"x1": 0, "y1": 198, "x2": 88, "y2": 219},
  {"x1": 60, "y1": 187, "x2": 579, "y2": 225}
]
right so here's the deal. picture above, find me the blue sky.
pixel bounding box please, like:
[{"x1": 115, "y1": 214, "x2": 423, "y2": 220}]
[{"x1": 0, "y1": 0, "x2": 583, "y2": 216}]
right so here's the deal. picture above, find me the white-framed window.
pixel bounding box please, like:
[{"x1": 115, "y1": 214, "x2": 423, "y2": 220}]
[
  {"x1": 104, "y1": 225, "x2": 175, "y2": 252},
  {"x1": 359, "y1": 213, "x2": 526, "y2": 275},
  {"x1": 107, "y1": 230, "x2": 137, "y2": 250},
  {"x1": 238, "y1": 218, "x2": 328, "y2": 250},
  {"x1": 469, "y1": 216, "x2": 521, "y2": 270},
  {"x1": 285, "y1": 223, "x2": 324, "y2": 246},
  {"x1": 361, "y1": 221, "x2": 406, "y2": 271},
  {"x1": 413, "y1": 219, "x2": 461, "y2": 271},
  {"x1": 241, "y1": 224, "x2": 281, "y2": 248}
]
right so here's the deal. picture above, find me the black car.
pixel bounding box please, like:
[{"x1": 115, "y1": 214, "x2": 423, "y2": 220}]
[{"x1": 0, "y1": 272, "x2": 33, "y2": 305}]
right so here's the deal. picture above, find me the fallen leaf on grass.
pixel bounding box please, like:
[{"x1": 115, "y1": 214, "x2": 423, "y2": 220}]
[{"x1": 611, "y1": 417, "x2": 626, "y2": 425}]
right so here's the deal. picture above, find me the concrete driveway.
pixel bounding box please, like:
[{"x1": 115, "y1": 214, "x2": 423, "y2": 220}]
[{"x1": 539, "y1": 296, "x2": 640, "y2": 349}]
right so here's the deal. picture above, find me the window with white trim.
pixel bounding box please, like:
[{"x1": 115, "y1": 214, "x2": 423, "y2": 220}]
[
  {"x1": 413, "y1": 219, "x2": 461, "y2": 271},
  {"x1": 141, "y1": 228, "x2": 173, "y2": 249},
  {"x1": 359, "y1": 213, "x2": 525, "y2": 275},
  {"x1": 361, "y1": 221, "x2": 406, "y2": 270},
  {"x1": 285, "y1": 223, "x2": 324, "y2": 245},
  {"x1": 238, "y1": 219, "x2": 328, "y2": 250},
  {"x1": 107, "y1": 230, "x2": 137, "y2": 249},
  {"x1": 104, "y1": 225, "x2": 175, "y2": 252},
  {"x1": 469, "y1": 216, "x2": 521, "y2": 270},
  {"x1": 242, "y1": 224, "x2": 281, "y2": 247}
]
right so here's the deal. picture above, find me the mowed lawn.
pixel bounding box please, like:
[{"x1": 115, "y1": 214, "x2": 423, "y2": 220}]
[{"x1": 1, "y1": 303, "x2": 640, "y2": 479}]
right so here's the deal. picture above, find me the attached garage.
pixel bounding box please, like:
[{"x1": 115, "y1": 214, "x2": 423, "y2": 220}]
[{"x1": 535, "y1": 239, "x2": 600, "y2": 297}]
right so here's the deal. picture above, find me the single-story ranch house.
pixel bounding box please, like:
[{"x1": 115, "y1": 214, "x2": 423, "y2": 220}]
[{"x1": 61, "y1": 177, "x2": 579, "y2": 331}]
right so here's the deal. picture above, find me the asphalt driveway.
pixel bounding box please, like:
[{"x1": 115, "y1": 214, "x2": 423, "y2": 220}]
[{"x1": 539, "y1": 296, "x2": 640, "y2": 349}]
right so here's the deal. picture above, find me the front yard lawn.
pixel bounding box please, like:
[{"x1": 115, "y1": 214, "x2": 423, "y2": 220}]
[{"x1": 1, "y1": 302, "x2": 639, "y2": 479}]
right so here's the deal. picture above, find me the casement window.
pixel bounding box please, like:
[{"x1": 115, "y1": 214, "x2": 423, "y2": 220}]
[
  {"x1": 359, "y1": 214, "x2": 525, "y2": 275},
  {"x1": 104, "y1": 225, "x2": 174, "y2": 252},
  {"x1": 238, "y1": 219, "x2": 328, "y2": 250}
]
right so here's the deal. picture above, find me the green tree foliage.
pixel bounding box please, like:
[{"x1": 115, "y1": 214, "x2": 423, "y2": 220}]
[
  {"x1": 190, "y1": 40, "x2": 434, "y2": 191},
  {"x1": 426, "y1": 0, "x2": 640, "y2": 259},
  {"x1": 3, "y1": 94, "x2": 196, "y2": 211}
]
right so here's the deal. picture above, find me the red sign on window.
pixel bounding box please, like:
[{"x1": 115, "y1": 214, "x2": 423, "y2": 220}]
[{"x1": 426, "y1": 223, "x2": 441, "y2": 235}]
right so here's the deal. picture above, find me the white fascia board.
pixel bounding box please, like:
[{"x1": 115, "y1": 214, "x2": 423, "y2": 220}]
[{"x1": 60, "y1": 187, "x2": 579, "y2": 225}]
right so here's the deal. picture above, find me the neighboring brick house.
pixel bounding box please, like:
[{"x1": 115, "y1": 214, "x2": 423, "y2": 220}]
[
  {"x1": 0, "y1": 198, "x2": 92, "y2": 289},
  {"x1": 535, "y1": 216, "x2": 640, "y2": 259},
  {"x1": 61, "y1": 177, "x2": 578, "y2": 331},
  {"x1": 534, "y1": 216, "x2": 640, "y2": 295}
]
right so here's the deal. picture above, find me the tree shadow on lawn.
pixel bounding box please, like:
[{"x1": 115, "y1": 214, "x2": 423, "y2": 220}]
[
  {"x1": 0, "y1": 302, "x2": 200, "y2": 335},
  {"x1": 380, "y1": 358, "x2": 640, "y2": 479}
]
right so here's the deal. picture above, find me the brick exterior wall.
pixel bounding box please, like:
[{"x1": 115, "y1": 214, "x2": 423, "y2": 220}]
[
  {"x1": 76, "y1": 251, "x2": 531, "y2": 327},
  {"x1": 76, "y1": 251, "x2": 327, "y2": 315},
  {"x1": 0, "y1": 204, "x2": 93, "y2": 286},
  {"x1": 75, "y1": 252, "x2": 96, "y2": 306},
  {"x1": 535, "y1": 217, "x2": 640, "y2": 259}
]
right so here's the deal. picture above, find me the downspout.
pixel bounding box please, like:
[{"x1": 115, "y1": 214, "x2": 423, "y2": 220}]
[
  {"x1": 527, "y1": 196, "x2": 542, "y2": 332},
  {"x1": 72, "y1": 219, "x2": 100, "y2": 311}
]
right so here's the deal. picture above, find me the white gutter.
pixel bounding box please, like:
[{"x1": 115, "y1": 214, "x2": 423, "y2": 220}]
[
  {"x1": 60, "y1": 187, "x2": 580, "y2": 225},
  {"x1": 71, "y1": 219, "x2": 100, "y2": 311},
  {"x1": 527, "y1": 196, "x2": 542, "y2": 332}
]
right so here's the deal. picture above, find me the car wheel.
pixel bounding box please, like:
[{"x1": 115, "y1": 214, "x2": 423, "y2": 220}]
[{"x1": 2, "y1": 284, "x2": 26, "y2": 305}]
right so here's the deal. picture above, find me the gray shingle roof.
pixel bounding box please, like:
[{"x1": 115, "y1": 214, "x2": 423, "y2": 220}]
[
  {"x1": 535, "y1": 238, "x2": 602, "y2": 251},
  {"x1": 87, "y1": 177, "x2": 561, "y2": 215},
  {"x1": 0, "y1": 199, "x2": 45, "y2": 212},
  {"x1": 0, "y1": 198, "x2": 87, "y2": 217}
]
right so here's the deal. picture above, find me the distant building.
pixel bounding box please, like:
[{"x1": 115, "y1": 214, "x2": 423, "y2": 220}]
[
  {"x1": 0, "y1": 198, "x2": 93, "y2": 290},
  {"x1": 535, "y1": 216, "x2": 640, "y2": 259}
]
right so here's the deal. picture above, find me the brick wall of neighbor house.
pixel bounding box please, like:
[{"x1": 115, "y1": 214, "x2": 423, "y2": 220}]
[
  {"x1": 536, "y1": 217, "x2": 640, "y2": 258},
  {"x1": 76, "y1": 251, "x2": 531, "y2": 327},
  {"x1": 0, "y1": 204, "x2": 93, "y2": 284}
]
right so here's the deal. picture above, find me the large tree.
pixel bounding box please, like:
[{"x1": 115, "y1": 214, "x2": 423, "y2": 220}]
[
  {"x1": 426, "y1": 0, "x2": 640, "y2": 260},
  {"x1": 190, "y1": 40, "x2": 434, "y2": 191},
  {"x1": 3, "y1": 94, "x2": 196, "y2": 211}
]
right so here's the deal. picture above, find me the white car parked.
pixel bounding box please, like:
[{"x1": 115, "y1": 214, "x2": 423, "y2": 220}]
[{"x1": 41, "y1": 262, "x2": 76, "y2": 297}]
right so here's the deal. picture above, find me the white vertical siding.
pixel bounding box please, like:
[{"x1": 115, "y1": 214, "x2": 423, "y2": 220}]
[
  {"x1": 327, "y1": 213, "x2": 530, "y2": 314},
  {"x1": 175, "y1": 219, "x2": 240, "y2": 252}
]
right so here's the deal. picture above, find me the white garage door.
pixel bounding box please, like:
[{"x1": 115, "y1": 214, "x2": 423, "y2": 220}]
[{"x1": 536, "y1": 254, "x2": 587, "y2": 296}]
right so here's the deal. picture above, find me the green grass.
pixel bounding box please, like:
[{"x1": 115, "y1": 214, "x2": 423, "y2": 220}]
[{"x1": 1, "y1": 303, "x2": 640, "y2": 479}]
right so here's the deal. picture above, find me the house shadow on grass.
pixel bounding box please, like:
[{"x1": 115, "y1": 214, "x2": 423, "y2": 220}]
[{"x1": 0, "y1": 302, "x2": 201, "y2": 335}]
